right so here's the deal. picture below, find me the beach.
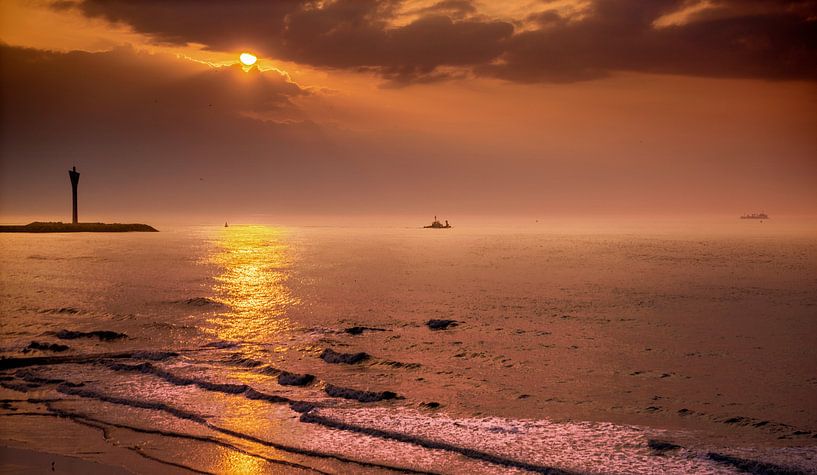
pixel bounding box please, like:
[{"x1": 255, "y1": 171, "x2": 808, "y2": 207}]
[{"x1": 1, "y1": 221, "x2": 816, "y2": 473}]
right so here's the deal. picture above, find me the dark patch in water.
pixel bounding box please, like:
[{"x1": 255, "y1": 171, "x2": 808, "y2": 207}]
[
  {"x1": 22, "y1": 341, "x2": 69, "y2": 353},
  {"x1": 130, "y1": 351, "x2": 178, "y2": 361},
  {"x1": 277, "y1": 372, "x2": 315, "y2": 386},
  {"x1": 56, "y1": 330, "x2": 127, "y2": 341},
  {"x1": 39, "y1": 307, "x2": 80, "y2": 314},
  {"x1": 10, "y1": 370, "x2": 86, "y2": 391},
  {"x1": 426, "y1": 319, "x2": 458, "y2": 330},
  {"x1": 203, "y1": 341, "x2": 239, "y2": 349},
  {"x1": 647, "y1": 439, "x2": 681, "y2": 453},
  {"x1": 420, "y1": 401, "x2": 441, "y2": 409},
  {"x1": 707, "y1": 452, "x2": 807, "y2": 475},
  {"x1": 378, "y1": 360, "x2": 421, "y2": 369},
  {"x1": 225, "y1": 353, "x2": 264, "y2": 368},
  {"x1": 324, "y1": 384, "x2": 397, "y2": 402},
  {"x1": 320, "y1": 348, "x2": 370, "y2": 364},
  {"x1": 344, "y1": 327, "x2": 387, "y2": 335},
  {"x1": 0, "y1": 381, "x2": 36, "y2": 392},
  {"x1": 289, "y1": 401, "x2": 317, "y2": 413},
  {"x1": 710, "y1": 413, "x2": 810, "y2": 438},
  {"x1": 180, "y1": 297, "x2": 223, "y2": 307},
  {"x1": 15, "y1": 370, "x2": 69, "y2": 386}
]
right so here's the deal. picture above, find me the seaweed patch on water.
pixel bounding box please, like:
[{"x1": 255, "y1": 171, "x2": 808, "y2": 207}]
[
  {"x1": 278, "y1": 371, "x2": 315, "y2": 386},
  {"x1": 55, "y1": 329, "x2": 127, "y2": 341},
  {"x1": 202, "y1": 341, "x2": 240, "y2": 349},
  {"x1": 377, "y1": 360, "x2": 422, "y2": 369},
  {"x1": 344, "y1": 326, "x2": 387, "y2": 335},
  {"x1": 324, "y1": 384, "x2": 398, "y2": 403},
  {"x1": 648, "y1": 439, "x2": 682, "y2": 454},
  {"x1": 707, "y1": 452, "x2": 807, "y2": 475},
  {"x1": 224, "y1": 353, "x2": 264, "y2": 368},
  {"x1": 672, "y1": 406, "x2": 816, "y2": 439},
  {"x1": 21, "y1": 341, "x2": 70, "y2": 353},
  {"x1": 426, "y1": 319, "x2": 458, "y2": 330},
  {"x1": 39, "y1": 307, "x2": 81, "y2": 315},
  {"x1": 320, "y1": 348, "x2": 370, "y2": 364},
  {"x1": 176, "y1": 297, "x2": 226, "y2": 308},
  {"x1": 13, "y1": 370, "x2": 84, "y2": 388}
]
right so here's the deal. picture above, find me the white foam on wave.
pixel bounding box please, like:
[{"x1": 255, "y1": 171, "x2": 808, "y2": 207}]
[{"x1": 309, "y1": 407, "x2": 816, "y2": 474}]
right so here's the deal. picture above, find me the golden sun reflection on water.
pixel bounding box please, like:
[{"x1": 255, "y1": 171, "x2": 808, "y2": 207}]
[
  {"x1": 206, "y1": 225, "x2": 299, "y2": 343},
  {"x1": 213, "y1": 446, "x2": 269, "y2": 474}
]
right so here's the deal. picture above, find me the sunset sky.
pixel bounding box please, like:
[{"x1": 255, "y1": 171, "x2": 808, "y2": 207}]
[{"x1": 1, "y1": 0, "x2": 816, "y2": 223}]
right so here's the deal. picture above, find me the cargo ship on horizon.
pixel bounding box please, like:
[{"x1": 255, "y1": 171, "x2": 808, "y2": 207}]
[{"x1": 740, "y1": 213, "x2": 769, "y2": 220}]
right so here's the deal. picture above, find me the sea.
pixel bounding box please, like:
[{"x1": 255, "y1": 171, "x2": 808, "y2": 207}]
[{"x1": 1, "y1": 219, "x2": 816, "y2": 474}]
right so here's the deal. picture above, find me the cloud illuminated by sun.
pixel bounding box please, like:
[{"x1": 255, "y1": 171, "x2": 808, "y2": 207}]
[{"x1": 239, "y1": 52, "x2": 257, "y2": 66}]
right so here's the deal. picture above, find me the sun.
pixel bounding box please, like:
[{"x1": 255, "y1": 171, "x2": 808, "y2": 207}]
[{"x1": 239, "y1": 52, "x2": 257, "y2": 66}]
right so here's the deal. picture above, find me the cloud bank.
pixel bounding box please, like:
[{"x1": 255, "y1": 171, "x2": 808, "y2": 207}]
[{"x1": 56, "y1": 0, "x2": 817, "y2": 84}]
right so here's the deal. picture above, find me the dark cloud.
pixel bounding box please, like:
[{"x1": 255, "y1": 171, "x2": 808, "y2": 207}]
[
  {"x1": 484, "y1": 0, "x2": 817, "y2": 82},
  {"x1": 0, "y1": 44, "x2": 361, "y2": 218},
  {"x1": 55, "y1": 0, "x2": 817, "y2": 84},
  {"x1": 58, "y1": 0, "x2": 512, "y2": 83}
]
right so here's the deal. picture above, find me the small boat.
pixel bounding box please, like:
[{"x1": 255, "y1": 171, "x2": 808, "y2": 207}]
[
  {"x1": 740, "y1": 213, "x2": 769, "y2": 220},
  {"x1": 424, "y1": 216, "x2": 451, "y2": 229},
  {"x1": 224, "y1": 221, "x2": 229, "y2": 227}
]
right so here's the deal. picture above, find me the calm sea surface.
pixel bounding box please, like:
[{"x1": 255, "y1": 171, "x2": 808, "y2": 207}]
[{"x1": 1, "y1": 222, "x2": 816, "y2": 473}]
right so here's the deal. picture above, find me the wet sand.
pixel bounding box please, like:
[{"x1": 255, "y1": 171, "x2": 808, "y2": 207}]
[{"x1": 0, "y1": 445, "x2": 136, "y2": 474}]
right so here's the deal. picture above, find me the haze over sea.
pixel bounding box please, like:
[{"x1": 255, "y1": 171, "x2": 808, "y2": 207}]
[{"x1": 1, "y1": 217, "x2": 816, "y2": 474}]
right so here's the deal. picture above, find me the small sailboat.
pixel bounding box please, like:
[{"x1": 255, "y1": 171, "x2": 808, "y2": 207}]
[{"x1": 224, "y1": 221, "x2": 228, "y2": 228}]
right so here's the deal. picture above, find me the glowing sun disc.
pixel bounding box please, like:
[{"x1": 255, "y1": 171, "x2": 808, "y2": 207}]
[{"x1": 239, "y1": 53, "x2": 257, "y2": 66}]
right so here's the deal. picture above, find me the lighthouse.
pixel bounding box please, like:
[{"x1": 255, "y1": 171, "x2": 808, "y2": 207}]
[{"x1": 69, "y1": 166, "x2": 80, "y2": 224}]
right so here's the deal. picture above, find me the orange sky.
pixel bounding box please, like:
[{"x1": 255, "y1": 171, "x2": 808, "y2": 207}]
[{"x1": 1, "y1": 0, "x2": 816, "y2": 223}]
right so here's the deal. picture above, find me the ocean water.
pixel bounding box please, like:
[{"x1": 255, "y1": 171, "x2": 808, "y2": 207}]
[{"x1": 1, "y1": 222, "x2": 816, "y2": 474}]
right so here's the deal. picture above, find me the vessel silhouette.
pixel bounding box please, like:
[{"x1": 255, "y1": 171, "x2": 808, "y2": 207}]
[{"x1": 424, "y1": 216, "x2": 452, "y2": 229}]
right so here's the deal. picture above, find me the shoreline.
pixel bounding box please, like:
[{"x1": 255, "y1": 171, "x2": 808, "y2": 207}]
[{"x1": 0, "y1": 445, "x2": 134, "y2": 474}]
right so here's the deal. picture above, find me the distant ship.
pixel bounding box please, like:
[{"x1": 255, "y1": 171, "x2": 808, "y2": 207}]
[
  {"x1": 224, "y1": 221, "x2": 229, "y2": 227},
  {"x1": 424, "y1": 216, "x2": 452, "y2": 229},
  {"x1": 740, "y1": 213, "x2": 769, "y2": 220}
]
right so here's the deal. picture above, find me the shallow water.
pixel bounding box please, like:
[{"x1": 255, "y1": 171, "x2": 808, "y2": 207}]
[{"x1": 1, "y1": 223, "x2": 816, "y2": 473}]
